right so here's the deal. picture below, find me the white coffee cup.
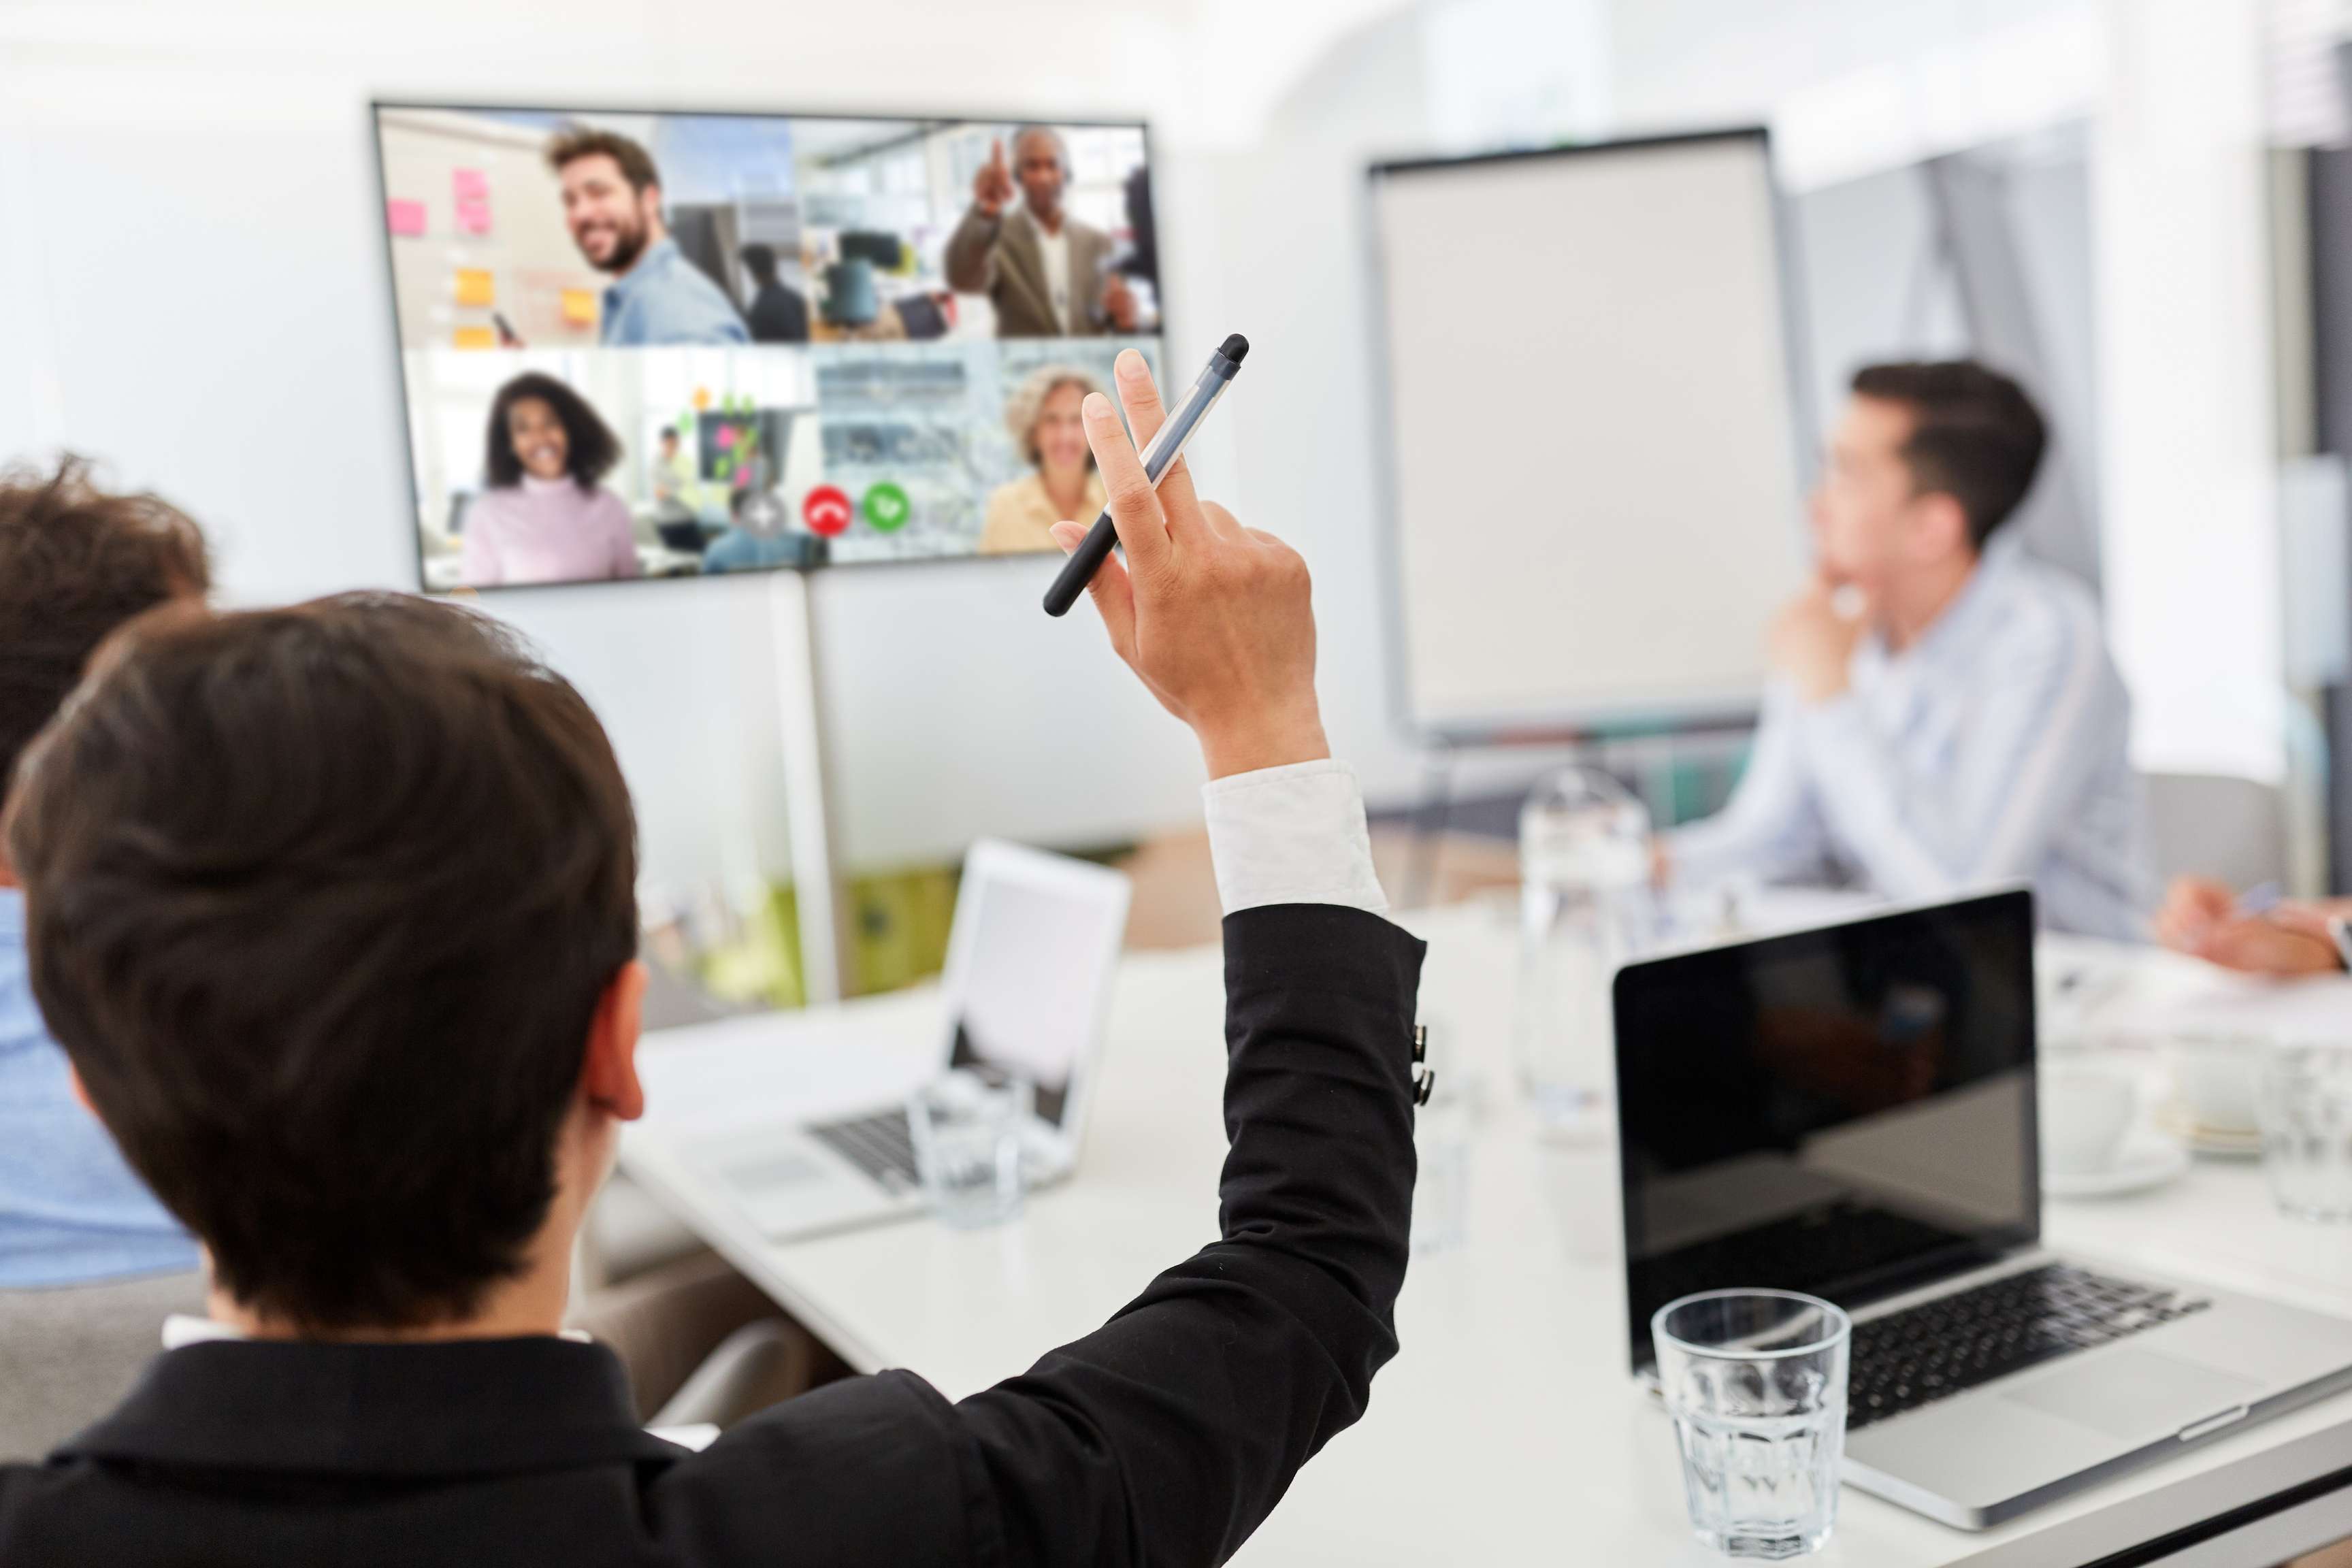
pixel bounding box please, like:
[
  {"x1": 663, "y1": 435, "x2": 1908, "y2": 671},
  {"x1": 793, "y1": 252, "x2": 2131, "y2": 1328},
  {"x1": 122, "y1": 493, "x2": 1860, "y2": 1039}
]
[
  {"x1": 2041, "y1": 1066, "x2": 2136, "y2": 1177},
  {"x1": 2168, "y1": 1034, "x2": 2264, "y2": 1134}
]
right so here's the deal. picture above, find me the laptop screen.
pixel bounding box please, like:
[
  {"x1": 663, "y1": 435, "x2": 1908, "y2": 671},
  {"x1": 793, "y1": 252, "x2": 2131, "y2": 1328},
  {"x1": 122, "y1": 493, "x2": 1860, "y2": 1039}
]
[
  {"x1": 1614, "y1": 889, "x2": 2040, "y2": 1371},
  {"x1": 944, "y1": 870, "x2": 1118, "y2": 1128}
]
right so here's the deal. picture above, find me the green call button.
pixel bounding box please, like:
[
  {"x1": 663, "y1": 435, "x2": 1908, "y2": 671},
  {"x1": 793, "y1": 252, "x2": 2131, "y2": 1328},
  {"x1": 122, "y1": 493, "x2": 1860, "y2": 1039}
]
[{"x1": 862, "y1": 482, "x2": 911, "y2": 533}]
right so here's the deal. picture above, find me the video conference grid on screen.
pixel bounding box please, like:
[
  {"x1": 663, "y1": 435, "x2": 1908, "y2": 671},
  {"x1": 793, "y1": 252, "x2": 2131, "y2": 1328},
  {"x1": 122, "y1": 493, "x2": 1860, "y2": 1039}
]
[{"x1": 373, "y1": 105, "x2": 1164, "y2": 591}]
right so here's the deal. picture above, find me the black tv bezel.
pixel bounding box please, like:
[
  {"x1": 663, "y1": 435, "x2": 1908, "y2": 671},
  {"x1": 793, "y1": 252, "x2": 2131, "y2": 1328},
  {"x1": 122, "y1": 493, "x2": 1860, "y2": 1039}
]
[{"x1": 368, "y1": 97, "x2": 1165, "y2": 598}]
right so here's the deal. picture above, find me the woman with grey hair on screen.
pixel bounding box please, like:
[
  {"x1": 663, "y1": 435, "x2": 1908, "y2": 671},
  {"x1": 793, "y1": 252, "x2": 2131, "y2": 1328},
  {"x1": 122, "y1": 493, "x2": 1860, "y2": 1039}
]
[{"x1": 980, "y1": 365, "x2": 1107, "y2": 555}]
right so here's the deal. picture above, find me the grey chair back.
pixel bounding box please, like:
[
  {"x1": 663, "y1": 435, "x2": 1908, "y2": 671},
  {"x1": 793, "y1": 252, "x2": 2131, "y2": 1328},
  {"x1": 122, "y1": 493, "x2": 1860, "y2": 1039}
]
[{"x1": 0, "y1": 1269, "x2": 204, "y2": 1460}]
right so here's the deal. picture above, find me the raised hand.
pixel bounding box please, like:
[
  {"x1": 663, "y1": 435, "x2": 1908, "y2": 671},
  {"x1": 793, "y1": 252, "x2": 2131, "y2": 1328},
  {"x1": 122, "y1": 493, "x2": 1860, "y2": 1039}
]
[
  {"x1": 1049, "y1": 350, "x2": 1326, "y2": 781},
  {"x1": 974, "y1": 137, "x2": 1014, "y2": 218}
]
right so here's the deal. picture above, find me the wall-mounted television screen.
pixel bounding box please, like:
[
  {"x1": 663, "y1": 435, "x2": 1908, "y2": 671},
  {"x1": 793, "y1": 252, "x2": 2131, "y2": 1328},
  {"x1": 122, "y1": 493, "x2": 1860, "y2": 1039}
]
[{"x1": 372, "y1": 104, "x2": 1163, "y2": 591}]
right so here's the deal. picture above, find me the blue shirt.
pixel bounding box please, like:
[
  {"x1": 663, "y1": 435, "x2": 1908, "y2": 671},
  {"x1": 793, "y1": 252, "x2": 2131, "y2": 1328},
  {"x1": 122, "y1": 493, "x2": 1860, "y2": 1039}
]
[
  {"x1": 600, "y1": 237, "x2": 749, "y2": 346},
  {"x1": 0, "y1": 888, "x2": 196, "y2": 1286},
  {"x1": 1667, "y1": 540, "x2": 2153, "y2": 940},
  {"x1": 702, "y1": 527, "x2": 804, "y2": 574}
]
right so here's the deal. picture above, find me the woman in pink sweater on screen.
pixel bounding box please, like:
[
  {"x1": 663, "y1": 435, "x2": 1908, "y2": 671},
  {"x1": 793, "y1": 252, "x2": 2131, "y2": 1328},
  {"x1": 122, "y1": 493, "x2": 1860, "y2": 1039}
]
[{"x1": 461, "y1": 372, "x2": 641, "y2": 588}]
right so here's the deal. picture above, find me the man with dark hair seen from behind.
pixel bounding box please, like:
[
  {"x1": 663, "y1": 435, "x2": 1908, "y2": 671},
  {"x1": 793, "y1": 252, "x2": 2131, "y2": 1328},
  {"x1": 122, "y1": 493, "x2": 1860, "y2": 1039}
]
[
  {"x1": 1658, "y1": 360, "x2": 2149, "y2": 938},
  {"x1": 738, "y1": 243, "x2": 808, "y2": 344},
  {"x1": 547, "y1": 125, "x2": 748, "y2": 346},
  {"x1": 0, "y1": 350, "x2": 1424, "y2": 1565},
  {"x1": 947, "y1": 127, "x2": 1139, "y2": 338}
]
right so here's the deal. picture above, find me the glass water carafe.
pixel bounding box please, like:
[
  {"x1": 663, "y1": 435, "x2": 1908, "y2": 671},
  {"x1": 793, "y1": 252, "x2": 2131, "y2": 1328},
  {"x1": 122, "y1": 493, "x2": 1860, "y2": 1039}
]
[{"x1": 1516, "y1": 766, "x2": 1653, "y2": 1134}]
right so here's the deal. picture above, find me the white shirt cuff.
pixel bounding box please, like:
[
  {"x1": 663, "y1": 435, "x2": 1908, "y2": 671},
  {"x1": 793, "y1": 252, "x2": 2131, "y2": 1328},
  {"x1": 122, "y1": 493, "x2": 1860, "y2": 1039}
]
[{"x1": 1201, "y1": 758, "x2": 1388, "y2": 917}]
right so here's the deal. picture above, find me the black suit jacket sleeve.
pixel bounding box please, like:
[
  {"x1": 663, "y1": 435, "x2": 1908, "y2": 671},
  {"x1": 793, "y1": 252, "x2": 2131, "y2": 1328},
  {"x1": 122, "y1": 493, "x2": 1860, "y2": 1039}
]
[{"x1": 949, "y1": 902, "x2": 1425, "y2": 1567}]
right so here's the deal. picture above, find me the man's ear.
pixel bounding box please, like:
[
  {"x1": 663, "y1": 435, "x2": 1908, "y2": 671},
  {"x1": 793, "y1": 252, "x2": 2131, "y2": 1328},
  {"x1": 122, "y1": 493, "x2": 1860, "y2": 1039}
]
[
  {"x1": 1908, "y1": 490, "x2": 1973, "y2": 564},
  {"x1": 581, "y1": 960, "x2": 649, "y2": 1123},
  {"x1": 67, "y1": 1062, "x2": 98, "y2": 1120}
]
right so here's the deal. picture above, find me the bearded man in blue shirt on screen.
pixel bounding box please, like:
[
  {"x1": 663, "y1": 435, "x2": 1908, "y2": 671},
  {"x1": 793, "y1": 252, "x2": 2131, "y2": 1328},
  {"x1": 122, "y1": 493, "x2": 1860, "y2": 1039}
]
[
  {"x1": 547, "y1": 126, "x2": 749, "y2": 348},
  {"x1": 1659, "y1": 361, "x2": 2151, "y2": 940}
]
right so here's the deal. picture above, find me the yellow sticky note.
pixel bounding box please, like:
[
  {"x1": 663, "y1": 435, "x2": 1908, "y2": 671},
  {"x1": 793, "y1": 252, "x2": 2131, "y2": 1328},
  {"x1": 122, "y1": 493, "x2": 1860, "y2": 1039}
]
[
  {"x1": 455, "y1": 268, "x2": 495, "y2": 308},
  {"x1": 561, "y1": 288, "x2": 597, "y2": 327},
  {"x1": 453, "y1": 326, "x2": 497, "y2": 350}
]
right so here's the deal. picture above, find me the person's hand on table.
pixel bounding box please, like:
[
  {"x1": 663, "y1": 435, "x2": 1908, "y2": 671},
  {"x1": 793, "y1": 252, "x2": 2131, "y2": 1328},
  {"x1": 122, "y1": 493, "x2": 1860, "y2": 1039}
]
[
  {"x1": 1769, "y1": 576, "x2": 1865, "y2": 704},
  {"x1": 2156, "y1": 875, "x2": 2345, "y2": 975},
  {"x1": 2153, "y1": 877, "x2": 2237, "y2": 953},
  {"x1": 973, "y1": 138, "x2": 1014, "y2": 219},
  {"x1": 1050, "y1": 348, "x2": 1328, "y2": 781}
]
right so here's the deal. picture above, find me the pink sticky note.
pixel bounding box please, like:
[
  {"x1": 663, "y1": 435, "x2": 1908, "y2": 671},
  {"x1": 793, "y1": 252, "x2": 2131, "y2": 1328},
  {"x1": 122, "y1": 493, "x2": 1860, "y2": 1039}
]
[
  {"x1": 715, "y1": 426, "x2": 738, "y2": 451},
  {"x1": 453, "y1": 167, "x2": 489, "y2": 201},
  {"x1": 386, "y1": 198, "x2": 426, "y2": 238},
  {"x1": 455, "y1": 196, "x2": 491, "y2": 236}
]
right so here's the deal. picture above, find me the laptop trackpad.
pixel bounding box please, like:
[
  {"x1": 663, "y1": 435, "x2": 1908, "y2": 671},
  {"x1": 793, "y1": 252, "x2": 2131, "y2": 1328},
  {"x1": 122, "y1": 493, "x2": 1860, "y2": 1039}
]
[{"x1": 2000, "y1": 1348, "x2": 2262, "y2": 1441}]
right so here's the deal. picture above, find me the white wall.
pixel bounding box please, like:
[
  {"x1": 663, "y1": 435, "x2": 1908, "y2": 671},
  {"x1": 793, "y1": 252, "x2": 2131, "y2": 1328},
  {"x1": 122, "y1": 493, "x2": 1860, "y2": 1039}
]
[{"x1": 2093, "y1": 0, "x2": 2285, "y2": 783}]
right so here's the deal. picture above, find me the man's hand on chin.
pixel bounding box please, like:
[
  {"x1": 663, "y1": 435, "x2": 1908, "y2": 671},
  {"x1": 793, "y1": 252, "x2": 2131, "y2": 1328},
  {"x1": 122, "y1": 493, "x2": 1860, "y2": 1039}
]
[
  {"x1": 1050, "y1": 348, "x2": 1328, "y2": 781},
  {"x1": 1769, "y1": 576, "x2": 1866, "y2": 705}
]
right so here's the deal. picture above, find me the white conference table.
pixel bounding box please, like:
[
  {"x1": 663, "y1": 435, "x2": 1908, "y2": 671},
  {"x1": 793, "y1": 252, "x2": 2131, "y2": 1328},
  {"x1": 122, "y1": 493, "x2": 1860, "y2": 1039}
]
[{"x1": 622, "y1": 898, "x2": 2352, "y2": 1566}]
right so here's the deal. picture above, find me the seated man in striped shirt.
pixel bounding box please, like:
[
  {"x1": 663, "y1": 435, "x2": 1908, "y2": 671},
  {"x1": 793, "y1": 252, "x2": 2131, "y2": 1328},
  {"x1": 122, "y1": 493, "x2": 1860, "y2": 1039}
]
[{"x1": 1660, "y1": 360, "x2": 2150, "y2": 940}]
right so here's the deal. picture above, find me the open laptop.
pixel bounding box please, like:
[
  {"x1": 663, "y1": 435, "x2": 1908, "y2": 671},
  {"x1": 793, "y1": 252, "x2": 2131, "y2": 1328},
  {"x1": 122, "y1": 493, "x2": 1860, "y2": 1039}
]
[
  {"x1": 694, "y1": 840, "x2": 1130, "y2": 1243},
  {"x1": 1612, "y1": 887, "x2": 2352, "y2": 1530}
]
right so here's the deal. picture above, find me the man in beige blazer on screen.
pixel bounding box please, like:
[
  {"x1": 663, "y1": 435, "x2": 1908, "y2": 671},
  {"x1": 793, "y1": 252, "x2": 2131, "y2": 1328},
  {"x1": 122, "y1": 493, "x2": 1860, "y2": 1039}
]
[{"x1": 947, "y1": 127, "x2": 1140, "y2": 339}]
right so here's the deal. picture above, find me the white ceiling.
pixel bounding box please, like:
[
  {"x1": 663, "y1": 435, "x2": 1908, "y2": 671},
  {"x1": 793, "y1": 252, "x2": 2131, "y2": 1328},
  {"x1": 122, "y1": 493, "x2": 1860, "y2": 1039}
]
[{"x1": 0, "y1": 0, "x2": 1420, "y2": 146}]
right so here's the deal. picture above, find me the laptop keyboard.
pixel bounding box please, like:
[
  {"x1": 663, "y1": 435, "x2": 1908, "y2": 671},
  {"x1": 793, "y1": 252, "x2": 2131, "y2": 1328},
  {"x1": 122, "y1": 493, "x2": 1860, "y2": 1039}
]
[
  {"x1": 807, "y1": 1109, "x2": 920, "y2": 1192},
  {"x1": 1847, "y1": 1263, "x2": 2212, "y2": 1431}
]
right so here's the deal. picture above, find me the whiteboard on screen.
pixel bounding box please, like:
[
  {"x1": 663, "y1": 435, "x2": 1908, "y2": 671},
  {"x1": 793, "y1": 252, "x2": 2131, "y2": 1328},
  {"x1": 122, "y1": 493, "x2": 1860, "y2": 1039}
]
[{"x1": 1369, "y1": 130, "x2": 1806, "y2": 738}]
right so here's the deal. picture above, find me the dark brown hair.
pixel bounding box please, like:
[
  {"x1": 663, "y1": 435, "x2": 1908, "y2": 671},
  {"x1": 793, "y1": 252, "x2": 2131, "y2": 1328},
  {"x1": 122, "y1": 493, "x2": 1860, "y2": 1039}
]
[
  {"x1": 1850, "y1": 360, "x2": 2048, "y2": 550},
  {"x1": 4, "y1": 593, "x2": 638, "y2": 1331},
  {"x1": 0, "y1": 455, "x2": 209, "y2": 803},
  {"x1": 483, "y1": 372, "x2": 621, "y2": 491},
  {"x1": 545, "y1": 125, "x2": 662, "y2": 196}
]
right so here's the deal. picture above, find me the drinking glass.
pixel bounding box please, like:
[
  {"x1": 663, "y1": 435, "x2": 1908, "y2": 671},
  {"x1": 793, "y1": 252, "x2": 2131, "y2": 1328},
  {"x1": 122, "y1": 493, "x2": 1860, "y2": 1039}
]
[
  {"x1": 1654, "y1": 1290, "x2": 1851, "y2": 1560},
  {"x1": 2259, "y1": 1041, "x2": 2352, "y2": 1222},
  {"x1": 908, "y1": 1071, "x2": 1031, "y2": 1229}
]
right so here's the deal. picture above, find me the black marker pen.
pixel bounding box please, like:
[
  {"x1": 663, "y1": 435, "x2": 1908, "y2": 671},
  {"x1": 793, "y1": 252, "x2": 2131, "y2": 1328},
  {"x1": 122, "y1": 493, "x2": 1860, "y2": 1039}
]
[{"x1": 1042, "y1": 333, "x2": 1248, "y2": 617}]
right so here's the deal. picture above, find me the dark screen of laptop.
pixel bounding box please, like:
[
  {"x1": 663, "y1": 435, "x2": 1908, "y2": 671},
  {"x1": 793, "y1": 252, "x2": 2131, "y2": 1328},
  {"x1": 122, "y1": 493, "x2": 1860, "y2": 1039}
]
[{"x1": 1614, "y1": 890, "x2": 2041, "y2": 1370}]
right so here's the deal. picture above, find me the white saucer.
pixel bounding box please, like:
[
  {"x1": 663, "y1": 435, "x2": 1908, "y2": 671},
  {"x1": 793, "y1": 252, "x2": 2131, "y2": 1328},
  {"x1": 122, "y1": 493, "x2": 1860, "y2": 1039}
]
[
  {"x1": 2154, "y1": 1102, "x2": 2266, "y2": 1159},
  {"x1": 2046, "y1": 1141, "x2": 2193, "y2": 1199}
]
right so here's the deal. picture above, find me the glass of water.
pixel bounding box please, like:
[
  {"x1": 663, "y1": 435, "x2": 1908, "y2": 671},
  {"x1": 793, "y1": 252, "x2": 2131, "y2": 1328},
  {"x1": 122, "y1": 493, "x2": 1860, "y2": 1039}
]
[
  {"x1": 2260, "y1": 1041, "x2": 2352, "y2": 1222},
  {"x1": 908, "y1": 1070, "x2": 1031, "y2": 1230},
  {"x1": 1654, "y1": 1290, "x2": 1851, "y2": 1560}
]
